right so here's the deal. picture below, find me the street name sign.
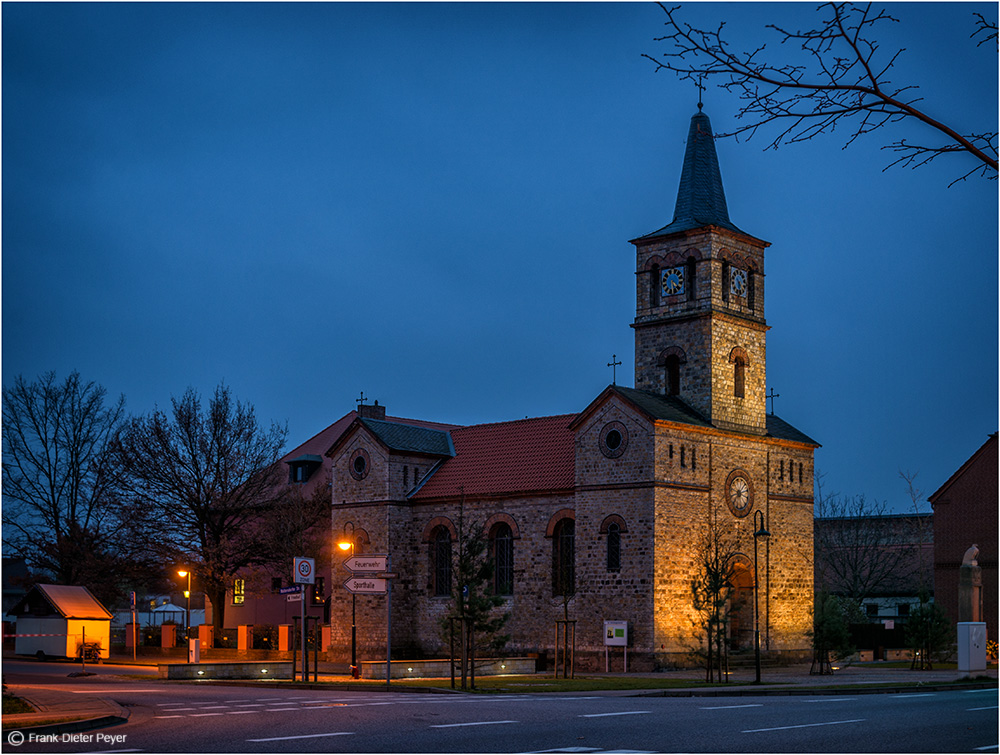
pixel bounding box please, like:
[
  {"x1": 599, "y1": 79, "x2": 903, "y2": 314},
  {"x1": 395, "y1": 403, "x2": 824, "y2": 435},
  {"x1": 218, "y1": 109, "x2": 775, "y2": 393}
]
[
  {"x1": 344, "y1": 576, "x2": 387, "y2": 594},
  {"x1": 278, "y1": 585, "x2": 301, "y2": 595},
  {"x1": 343, "y1": 555, "x2": 387, "y2": 573}
]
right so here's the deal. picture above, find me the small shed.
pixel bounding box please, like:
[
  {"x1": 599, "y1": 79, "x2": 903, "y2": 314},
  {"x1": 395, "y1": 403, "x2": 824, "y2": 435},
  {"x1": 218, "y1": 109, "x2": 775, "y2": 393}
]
[{"x1": 9, "y1": 584, "x2": 112, "y2": 660}]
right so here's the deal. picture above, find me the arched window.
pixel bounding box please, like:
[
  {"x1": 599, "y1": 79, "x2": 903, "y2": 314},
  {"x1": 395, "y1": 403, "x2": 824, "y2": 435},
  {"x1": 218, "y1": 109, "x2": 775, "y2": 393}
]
[
  {"x1": 607, "y1": 522, "x2": 621, "y2": 572},
  {"x1": 432, "y1": 527, "x2": 452, "y2": 597},
  {"x1": 650, "y1": 264, "x2": 660, "y2": 308},
  {"x1": 734, "y1": 357, "x2": 746, "y2": 398},
  {"x1": 722, "y1": 260, "x2": 730, "y2": 304},
  {"x1": 492, "y1": 523, "x2": 514, "y2": 596},
  {"x1": 686, "y1": 257, "x2": 697, "y2": 301},
  {"x1": 552, "y1": 519, "x2": 575, "y2": 596},
  {"x1": 747, "y1": 268, "x2": 756, "y2": 311},
  {"x1": 665, "y1": 355, "x2": 681, "y2": 396}
]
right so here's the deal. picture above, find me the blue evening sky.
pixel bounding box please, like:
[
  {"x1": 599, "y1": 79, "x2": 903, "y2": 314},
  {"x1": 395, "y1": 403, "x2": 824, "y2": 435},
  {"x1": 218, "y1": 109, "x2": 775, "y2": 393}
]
[{"x1": 3, "y1": 3, "x2": 996, "y2": 511}]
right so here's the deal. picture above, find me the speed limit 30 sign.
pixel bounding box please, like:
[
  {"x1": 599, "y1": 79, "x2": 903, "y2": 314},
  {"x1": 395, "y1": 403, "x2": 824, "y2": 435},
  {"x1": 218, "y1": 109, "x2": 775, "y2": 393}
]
[{"x1": 293, "y1": 556, "x2": 315, "y2": 584}]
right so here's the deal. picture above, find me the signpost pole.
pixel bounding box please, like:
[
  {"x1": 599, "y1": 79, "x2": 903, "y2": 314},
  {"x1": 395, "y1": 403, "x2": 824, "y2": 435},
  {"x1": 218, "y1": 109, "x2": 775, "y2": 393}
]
[
  {"x1": 301, "y1": 578, "x2": 307, "y2": 682},
  {"x1": 386, "y1": 553, "x2": 392, "y2": 689}
]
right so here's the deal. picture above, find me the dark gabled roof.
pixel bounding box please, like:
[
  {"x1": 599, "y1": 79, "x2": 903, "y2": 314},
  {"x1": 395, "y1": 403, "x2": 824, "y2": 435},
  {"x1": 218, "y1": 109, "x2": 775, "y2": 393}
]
[
  {"x1": 581, "y1": 385, "x2": 818, "y2": 447},
  {"x1": 635, "y1": 109, "x2": 756, "y2": 241},
  {"x1": 358, "y1": 417, "x2": 455, "y2": 457},
  {"x1": 766, "y1": 414, "x2": 820, "y2": 447},
  {"x1": 610, "y1": 385, "x2": 713, "y2": 427},
  {"x1": 286, "y1": 454, "x2": 323, "y2": 465}
]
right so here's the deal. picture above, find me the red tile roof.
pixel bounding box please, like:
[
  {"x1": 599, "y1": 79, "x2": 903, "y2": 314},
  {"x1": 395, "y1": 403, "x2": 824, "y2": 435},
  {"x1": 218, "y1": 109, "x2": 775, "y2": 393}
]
[{"x1": 410, "y1": 415, "x2": 576, "y2": 500}]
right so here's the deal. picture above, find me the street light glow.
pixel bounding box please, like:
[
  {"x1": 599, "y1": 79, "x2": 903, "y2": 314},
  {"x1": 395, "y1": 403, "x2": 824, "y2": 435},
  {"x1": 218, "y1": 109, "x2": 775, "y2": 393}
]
[{"x1": 338, "y1": 541, "x2": 351, "y2": 551}]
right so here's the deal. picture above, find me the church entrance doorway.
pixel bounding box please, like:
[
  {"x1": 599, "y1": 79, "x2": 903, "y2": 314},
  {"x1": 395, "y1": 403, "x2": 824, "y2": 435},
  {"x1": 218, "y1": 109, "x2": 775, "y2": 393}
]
[{"x1": 727, "y1": 559, "x2": 755, "y2": 651}]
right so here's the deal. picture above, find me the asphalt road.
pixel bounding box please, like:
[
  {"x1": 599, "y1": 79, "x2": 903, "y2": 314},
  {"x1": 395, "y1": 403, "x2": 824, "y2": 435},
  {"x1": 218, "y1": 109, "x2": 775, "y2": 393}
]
[{"x1": 4, "y1": 664, "x2": 997, "y2": 753}]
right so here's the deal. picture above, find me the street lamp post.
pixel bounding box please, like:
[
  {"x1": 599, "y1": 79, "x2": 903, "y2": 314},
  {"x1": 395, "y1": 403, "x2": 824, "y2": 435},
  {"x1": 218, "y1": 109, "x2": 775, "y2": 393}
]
[
  {"x1": 177, "y1": 569, "x2": 192, "y2": 642},
  {"x1": 752, "y1": 510, "x2": 770, "y2": 685},
  {"x1": 338, "y1": 522, "x2": 358, "y2": 678}
]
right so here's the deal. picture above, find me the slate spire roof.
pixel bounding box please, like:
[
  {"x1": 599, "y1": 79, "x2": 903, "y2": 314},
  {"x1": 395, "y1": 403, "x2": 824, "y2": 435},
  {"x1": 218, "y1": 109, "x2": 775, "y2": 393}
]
[{"x1": 638, "y1": 108, "x2": 749, "y2": 239}]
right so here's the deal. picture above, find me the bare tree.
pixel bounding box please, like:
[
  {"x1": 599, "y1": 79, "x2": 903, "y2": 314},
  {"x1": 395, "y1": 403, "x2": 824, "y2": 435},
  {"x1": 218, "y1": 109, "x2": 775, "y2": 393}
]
[
  {"x1": 813, "y1": 473, "x2": 927, "y2": 608},
  {"x1": 645, "y1": 3, "x2": 998, "y2": 185},
  {"x1": 690, "y1": 520, "x2": 743, "y2": 683},
  {"x1": 2, "y1": 371, "x2": 131, "y2": 603},
  {"x1": 112, "y1": 383, "x2": 288, "y2": 630}
]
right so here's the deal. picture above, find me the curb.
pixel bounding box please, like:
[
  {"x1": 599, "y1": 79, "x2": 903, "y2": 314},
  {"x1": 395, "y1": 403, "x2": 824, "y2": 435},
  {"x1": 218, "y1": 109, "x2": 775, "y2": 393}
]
[
  {"x1": 632, "y1": 680, "x2": 999, "y2": 697},
  {"x1": 2, "y1": 702, "x2": 130, "y2": 737}
]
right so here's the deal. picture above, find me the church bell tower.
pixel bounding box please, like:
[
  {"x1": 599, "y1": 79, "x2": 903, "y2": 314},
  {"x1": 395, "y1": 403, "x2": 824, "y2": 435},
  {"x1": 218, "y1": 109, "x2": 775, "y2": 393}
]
[{"x1": 630, "y1": 108, "x2": 770, "y2": 435}]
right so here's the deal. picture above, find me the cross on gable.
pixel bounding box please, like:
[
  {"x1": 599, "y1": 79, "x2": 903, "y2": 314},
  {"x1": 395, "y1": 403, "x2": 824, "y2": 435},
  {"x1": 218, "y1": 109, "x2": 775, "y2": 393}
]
[
  {"x1": 607, "y1": 354, "x2": 622, "y2": 386},
  {"x1": 766, "y1": 388, "x2": 780, "y2": 416}
]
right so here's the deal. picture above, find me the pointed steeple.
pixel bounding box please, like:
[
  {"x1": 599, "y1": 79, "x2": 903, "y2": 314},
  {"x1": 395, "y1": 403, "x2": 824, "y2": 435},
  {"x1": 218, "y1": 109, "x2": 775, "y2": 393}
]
[{"x1": 640, "y1": 108, "x2": 747, "y2": 238}]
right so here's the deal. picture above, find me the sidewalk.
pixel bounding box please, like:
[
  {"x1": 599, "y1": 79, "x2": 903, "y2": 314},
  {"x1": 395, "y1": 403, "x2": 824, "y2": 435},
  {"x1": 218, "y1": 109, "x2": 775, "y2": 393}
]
[{"x1": 3, "y1": 659, "x2": 995, "y2": 735}]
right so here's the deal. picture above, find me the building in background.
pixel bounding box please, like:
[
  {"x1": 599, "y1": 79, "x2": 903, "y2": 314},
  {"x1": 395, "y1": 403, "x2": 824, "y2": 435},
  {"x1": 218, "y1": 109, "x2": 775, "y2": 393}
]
[{"x1": 929, "y1": 433, "x2": 998, "y2": 642}]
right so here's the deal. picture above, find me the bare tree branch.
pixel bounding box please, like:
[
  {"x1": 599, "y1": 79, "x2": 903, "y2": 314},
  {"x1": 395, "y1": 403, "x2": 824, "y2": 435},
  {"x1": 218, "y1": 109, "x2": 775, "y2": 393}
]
[
  {"x1": 112, "y1": 383, "x2": 289, "y2": 630},
  {"x1": 1, "y1": 371, "x2": 147, "y2": 606},
  {"x1": 646, "y1": 3, "x2": 998, "y2": 183}
]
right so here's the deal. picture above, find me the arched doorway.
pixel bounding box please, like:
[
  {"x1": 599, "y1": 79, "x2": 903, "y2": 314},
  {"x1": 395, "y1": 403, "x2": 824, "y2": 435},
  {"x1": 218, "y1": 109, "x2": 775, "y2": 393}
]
[{"x1": 727, "y1": 558, "x2": 755, "y2": 651}]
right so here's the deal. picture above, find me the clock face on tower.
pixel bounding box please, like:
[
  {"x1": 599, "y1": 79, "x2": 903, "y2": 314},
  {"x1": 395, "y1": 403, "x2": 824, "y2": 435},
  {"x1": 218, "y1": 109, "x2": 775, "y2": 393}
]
[
  {"x1": 661, "y1": 267, "x2": 685, "y2": 297},
  {"x1": 725, "y1": 469, "x2": 753, "y2": 517},
  {"x1": 730, "y1": 268, "x2": 748, "y2": 298}
]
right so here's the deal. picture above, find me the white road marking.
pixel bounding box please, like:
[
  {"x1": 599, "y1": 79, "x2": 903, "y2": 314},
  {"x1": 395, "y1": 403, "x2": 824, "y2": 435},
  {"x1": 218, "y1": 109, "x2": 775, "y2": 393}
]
[
  {"x1": 247, "y1": 731, "x2": 355, "y2": 743},
  {"x1": 744, "y1": 718, "x2": 865, "y2": 733},
  {"x1": 972, "y1": 745, "x2": 998, "y2": 751},
  {"x1": 234, "y1": 703, "x2": 265, "y2": 707},
  {"x1": 154, "y1": 715, "x2": 184, "y2": 719},
  {"x1": 579, "y1": 711, "x2": 651, "y2": 718},
  {"x1": 963, "y1": 689, "x2": 996, "y2": 694},
  {"x1": 189, "y1": 712, "x2": 224, "y2": 717},
  {"x1": 700, "y1": 703, "x2": 764, "y2": 710},
  {"x1": 226, "y1": 710, "x2": 258, "y2": 715},
  {"x1": 805, "y1": 697, "x2": 857, "y2": 703},
  {"x1": 968, "y1": 706, "x2": 999, "y2": 711},
  {"x1": 431, "y1": 719, "x2": 519, "y2": 728},
  {"x1": 892, "y1": 693, "x2": 936, "y2": 699}
]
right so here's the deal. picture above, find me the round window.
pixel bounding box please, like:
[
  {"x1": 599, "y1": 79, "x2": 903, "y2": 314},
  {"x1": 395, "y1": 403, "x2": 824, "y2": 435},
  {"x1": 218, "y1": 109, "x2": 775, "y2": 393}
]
[
  {"x1": 349, "y1": 448, "x2": 371, "y2": 480},
  {"x1": 599, "y1": 421, "x2": 628, "y2": 459}
]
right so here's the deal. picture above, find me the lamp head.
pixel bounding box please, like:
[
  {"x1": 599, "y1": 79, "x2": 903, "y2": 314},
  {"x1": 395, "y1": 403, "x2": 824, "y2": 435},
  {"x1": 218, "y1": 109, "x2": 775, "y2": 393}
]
[
  {"x1": 338, "y1": 541, "x2": 352, "y2": 551},
  {"x1": 178, "y1": 570, "x2": 189, "y2": 578}
]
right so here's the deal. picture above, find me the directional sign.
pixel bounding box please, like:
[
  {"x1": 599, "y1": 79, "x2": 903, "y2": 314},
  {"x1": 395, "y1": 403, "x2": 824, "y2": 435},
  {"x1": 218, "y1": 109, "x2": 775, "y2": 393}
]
[
  {"x1": 343, "y1": 555, "x2": 388, "y2": 573},
  {"x1": 294, "y1": 556, "x2": 315, "y2": 585},
  {"x1": 286, "y1": 593, "x2": 302, "y2": 602},
  {"x1": 344, "y1": 576, "x2": 387, "y2": 595}
]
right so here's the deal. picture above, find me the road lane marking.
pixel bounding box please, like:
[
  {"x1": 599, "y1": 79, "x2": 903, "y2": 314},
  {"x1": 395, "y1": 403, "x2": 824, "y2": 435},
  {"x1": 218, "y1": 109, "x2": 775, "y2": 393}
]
[
  {"x1": 154, "y1": 715, "x2": 184, "y2": 719},
  {"x1": 963, "y1": 689, "x2": 996, "y2": 694},
  {"x1": 805, "y1": 698, "x2": 857, "y2": 703},
  {"x1": 579, "y1": 711, "x2": 651, "y2": 718},
  {"x1": 247, "y1": 732, "x2": 355, "y2": 742},
  {"x1": 189, "y1": 713, "x2": 224, "y2": 717},
  {"x1": 892, "y1": 693, "x2": 936, "y2": 699},
  {"x1": 968, "y1": 706, "x2": 999, "y2": 711},
  {"x1": 700, "y1": 704, "x2": 764, "y2": 710},
  {"x1": 972, "y1": 745, "x2": 998, "y2": 751},
  {"x1": 744, "y1": 719, "x2": 865, "y2": 733},
  {"x1": 234, "y1": 703, "x2": 265, "y2": 707},
  {"x1": 226, "y1": 710, "x2": 258, "y2": 715},
  {"x1": 431, "y1": 720, "x2": 519, "y2": 728}
]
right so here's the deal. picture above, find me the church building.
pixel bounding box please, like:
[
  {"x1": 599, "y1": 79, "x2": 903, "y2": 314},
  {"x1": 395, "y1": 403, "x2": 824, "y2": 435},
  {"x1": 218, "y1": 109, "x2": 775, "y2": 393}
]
[{"x1": 319, "y1": 108, "x2": 819, "y2": 669}]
